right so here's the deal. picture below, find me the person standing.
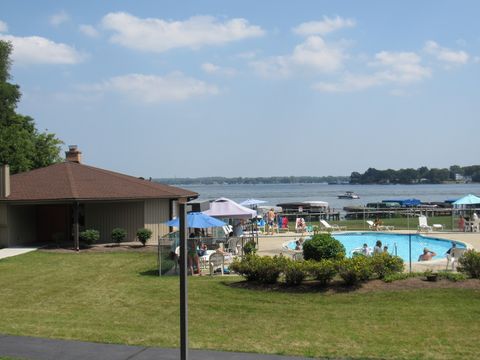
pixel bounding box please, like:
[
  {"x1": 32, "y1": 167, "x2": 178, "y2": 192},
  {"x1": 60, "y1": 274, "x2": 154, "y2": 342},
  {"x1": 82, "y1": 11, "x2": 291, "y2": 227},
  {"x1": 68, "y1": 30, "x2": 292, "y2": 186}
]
[
  {"x1": 458, "y1": 215, "x2": 465, "y2": 232},
  {"x1": 267, "y1": 208, "x2": 276, "y2": 235}
]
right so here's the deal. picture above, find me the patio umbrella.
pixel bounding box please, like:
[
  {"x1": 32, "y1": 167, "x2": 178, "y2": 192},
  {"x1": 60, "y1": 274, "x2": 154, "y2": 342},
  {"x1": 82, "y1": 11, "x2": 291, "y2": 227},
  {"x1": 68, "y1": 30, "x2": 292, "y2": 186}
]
[
  {"x1": 240, "y1": 198, "x2": 267, "y2": 207},
  {"x1": 203, "y1": 197, "x2": 257, "y2": 219},
  {"x1": 167, "y1": 212, "x2": 226, "y2": 229},
  {"x1": 453, "y1": 194, "x2": 480, "y2": 205}
]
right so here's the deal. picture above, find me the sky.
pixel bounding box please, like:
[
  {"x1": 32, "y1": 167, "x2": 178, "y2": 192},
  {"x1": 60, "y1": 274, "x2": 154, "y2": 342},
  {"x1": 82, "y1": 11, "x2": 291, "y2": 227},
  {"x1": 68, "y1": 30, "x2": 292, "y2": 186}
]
[{"x1": 1, "y1": 0, "x2": 479, "y2": 178}]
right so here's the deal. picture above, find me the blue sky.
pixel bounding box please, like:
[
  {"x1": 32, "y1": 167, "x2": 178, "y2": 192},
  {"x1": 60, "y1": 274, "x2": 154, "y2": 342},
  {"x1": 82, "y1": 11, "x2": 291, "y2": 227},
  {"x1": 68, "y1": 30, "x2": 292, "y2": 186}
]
[{"x1": 1, "y1": 1, "x2": 479, "y2": 178}]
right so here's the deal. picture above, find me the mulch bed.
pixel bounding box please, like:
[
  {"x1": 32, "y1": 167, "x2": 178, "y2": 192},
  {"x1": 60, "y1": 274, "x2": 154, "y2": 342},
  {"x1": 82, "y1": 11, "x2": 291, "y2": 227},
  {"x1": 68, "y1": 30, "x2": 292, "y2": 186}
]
[
  {"x1": 39, "y1": 244, "x2": 157, "y2": 253},
  {"x1": 227, "y1": 278, "x2": 480, "y2": 294}
]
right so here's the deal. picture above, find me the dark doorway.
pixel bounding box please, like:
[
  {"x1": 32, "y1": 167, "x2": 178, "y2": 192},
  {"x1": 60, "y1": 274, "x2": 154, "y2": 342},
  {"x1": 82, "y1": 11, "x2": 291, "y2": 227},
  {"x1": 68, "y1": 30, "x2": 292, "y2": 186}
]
[{"x1": 36, "y1": 204, "x2": 72, "y2": 244}]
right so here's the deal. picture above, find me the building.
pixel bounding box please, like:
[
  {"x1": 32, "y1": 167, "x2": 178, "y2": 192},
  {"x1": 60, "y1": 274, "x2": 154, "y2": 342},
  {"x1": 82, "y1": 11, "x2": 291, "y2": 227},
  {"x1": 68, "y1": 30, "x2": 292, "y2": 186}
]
[{"x1": 0, "y1": 146, "x2": 198, "y2": 248}]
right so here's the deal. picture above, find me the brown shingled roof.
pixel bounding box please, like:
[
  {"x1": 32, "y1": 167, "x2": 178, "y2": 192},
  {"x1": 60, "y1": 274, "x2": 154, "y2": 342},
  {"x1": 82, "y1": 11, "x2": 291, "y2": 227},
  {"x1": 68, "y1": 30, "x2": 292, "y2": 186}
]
[{"x1": 1, "y1": 162, "x2": 197, "y2": 202}]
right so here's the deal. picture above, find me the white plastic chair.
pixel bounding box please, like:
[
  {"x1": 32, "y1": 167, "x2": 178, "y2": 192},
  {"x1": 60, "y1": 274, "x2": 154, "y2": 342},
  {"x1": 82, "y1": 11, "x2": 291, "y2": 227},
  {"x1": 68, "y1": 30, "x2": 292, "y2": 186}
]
[
  {"x1": 417, "y1": 216, "x2": 432, "y2": 232},
  {"x1": 446, "y1": 248, "x2": 467, "y2": 270},
  {"x1": 208, "y1": 253, "x2": 225, "y2": 275}
]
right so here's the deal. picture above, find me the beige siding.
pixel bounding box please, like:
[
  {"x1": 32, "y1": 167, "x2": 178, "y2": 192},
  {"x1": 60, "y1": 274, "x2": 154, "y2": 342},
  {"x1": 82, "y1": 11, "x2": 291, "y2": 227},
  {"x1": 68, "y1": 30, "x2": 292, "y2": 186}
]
[
  {"x1": 6, "y1": 205, "x2": 36, "y2": 246},
  {"x1": 144, "y1": 199, "x2": 170, "y2": 243},
  {"x1": 85, "y1": 202, "x2": 144, "y2": 243}
]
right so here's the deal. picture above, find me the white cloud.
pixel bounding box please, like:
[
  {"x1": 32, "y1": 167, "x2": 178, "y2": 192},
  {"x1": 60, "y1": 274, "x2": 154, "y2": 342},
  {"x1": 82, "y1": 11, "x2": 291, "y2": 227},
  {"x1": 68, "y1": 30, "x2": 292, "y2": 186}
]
[
  {"x1": 293, "y1": 16, "x2": 355, "y2": 36},
  {"x1": 101, "y1": 12, "x2": 264, "y2": 52},
  {"x1": 424, "y1": 40, "x2": 469, "y2": 65},
  {"x1": 0, "y1": 20, "x2": 8, "y2": 33},
  {"x1": 79, "y1": 24, "x2": 99, "y2": 38},
  {"x1": 0, "y1": 34, "x2": 85, "y2": 64},
  {"x1": 291, "y1": 36, "x2": 344, "y2": 72},
  {"x1": 314, "y1": 51, "x2": 431, "y2": 93},
  {"x1": 251, "y1": 35, "x2": 345, "y2": 77},
  {"x1": 201, "y1": 62, "x2": 236, "y2": 76},
  {"x1": 50, "y1": 10, "x2": 70, "y2": 26},
  {"x1": 82, "y1": 72, "x2": 219, "y2": 103}
]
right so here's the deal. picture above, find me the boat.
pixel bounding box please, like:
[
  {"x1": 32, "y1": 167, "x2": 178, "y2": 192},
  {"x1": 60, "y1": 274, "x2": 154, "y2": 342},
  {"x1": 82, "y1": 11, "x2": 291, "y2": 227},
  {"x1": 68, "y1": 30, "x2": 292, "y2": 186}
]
[{"x1": 338, "y1": 191, "x2": 360, "y2": 199}]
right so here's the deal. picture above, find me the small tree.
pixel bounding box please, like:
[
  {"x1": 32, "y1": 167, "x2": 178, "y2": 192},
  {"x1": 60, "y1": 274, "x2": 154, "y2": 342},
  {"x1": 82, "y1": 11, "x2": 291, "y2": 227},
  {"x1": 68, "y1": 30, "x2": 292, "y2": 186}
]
[
  {"x1": 79, "y1": 229, "x2": 100, "y2": 246},
  {"x1": 303, "y1": 233, "x2": 345, "y2": 261},
  {"x1": 136, "y1": 228, "x2": 152, "y2": 246},
  {"x1": 111, "y1": 228, "x2": 127, "y2": 246}
]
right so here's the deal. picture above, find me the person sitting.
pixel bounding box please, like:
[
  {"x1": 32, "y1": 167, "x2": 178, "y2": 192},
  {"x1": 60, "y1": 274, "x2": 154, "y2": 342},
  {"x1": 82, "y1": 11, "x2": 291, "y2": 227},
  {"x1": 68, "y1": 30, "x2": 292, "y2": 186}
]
[
  {"x1": 197, "y1": 242, "x2": 207, "y2": 257},
  {"x1": 418, "y1": 248, "x2": 437, "y2": 261},
  {"x1": 361, "y1": 243, "x2": 372, "y2": 256},
  {"x1": 373, "y1": 240, "x2": 382, "y2": 254},
  {"x1": 383, "y1": 245, "x2": 389, "y2": 254},
  {"x1": 295, "y1": 218, "x2": 306, "y2": 233},
  {"x1": 294, "y1": 240, "x2": 302, "y2": 251},
  {"x1": 373, "y1": 217, "x2": 383, "y2": 230}
]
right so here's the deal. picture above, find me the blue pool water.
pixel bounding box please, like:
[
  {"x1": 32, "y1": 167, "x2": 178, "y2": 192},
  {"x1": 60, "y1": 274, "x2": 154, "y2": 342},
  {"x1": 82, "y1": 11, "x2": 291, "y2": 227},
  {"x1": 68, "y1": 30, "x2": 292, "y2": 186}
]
[{"x1": 287, "y1": 233, "x2": 466, "y2": 262}]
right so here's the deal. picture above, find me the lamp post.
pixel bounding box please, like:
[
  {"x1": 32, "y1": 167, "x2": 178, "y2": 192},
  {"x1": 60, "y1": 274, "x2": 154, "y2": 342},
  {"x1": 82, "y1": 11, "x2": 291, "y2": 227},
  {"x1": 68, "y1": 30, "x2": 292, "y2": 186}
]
[{"x1": 178, "y1": 199, "x2": 188, "y2": 360}]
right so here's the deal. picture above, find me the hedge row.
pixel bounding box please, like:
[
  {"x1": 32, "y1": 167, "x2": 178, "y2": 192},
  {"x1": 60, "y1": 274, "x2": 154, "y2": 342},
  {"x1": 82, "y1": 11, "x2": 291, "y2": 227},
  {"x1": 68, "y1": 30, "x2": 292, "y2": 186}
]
[{"x1": 230, "y1": 253, "x2": 405, "y2": 286}]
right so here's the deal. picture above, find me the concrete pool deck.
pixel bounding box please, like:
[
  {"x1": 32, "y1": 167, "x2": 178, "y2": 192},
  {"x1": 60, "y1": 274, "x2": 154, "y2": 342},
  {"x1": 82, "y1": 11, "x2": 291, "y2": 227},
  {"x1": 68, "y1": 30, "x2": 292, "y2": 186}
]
[{"x1": 256, "y1": 230, "x2": 480, "y2": 272}]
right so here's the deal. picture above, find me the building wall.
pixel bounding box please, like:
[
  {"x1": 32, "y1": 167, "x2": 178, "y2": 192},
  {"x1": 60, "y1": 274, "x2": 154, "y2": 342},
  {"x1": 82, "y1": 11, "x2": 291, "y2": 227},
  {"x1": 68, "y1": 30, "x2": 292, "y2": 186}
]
[
  {"x1": 0, "y1": 204, "x2": 7, "y2": 247},
  {"x1": 85, "y1": 202, "x2": 144, "y2": 243},
  {"x1": 6, "y1": 205, "x2": 36, "y2": 246},
  {"x1": 144, "y1": 199, "x2": 170, "y2": 243}
]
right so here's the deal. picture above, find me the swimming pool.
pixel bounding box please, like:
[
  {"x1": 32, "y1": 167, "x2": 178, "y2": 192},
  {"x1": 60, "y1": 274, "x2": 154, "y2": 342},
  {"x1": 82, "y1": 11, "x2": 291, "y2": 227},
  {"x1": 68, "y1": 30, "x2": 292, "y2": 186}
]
[{"x1": 285, "y1": 232, "x2": 466, "y2": 262}]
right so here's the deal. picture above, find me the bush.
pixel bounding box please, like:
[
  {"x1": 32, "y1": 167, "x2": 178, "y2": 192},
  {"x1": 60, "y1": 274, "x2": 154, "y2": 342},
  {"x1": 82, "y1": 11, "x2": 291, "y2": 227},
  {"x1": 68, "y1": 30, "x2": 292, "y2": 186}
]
[
  {"x1": 79, "y1": 229, "x2": 100, "y2": 245},
  {"x1": 283, "y1": 260, "x2": 307, "y2": 286},
  {"x1": 369, "y1": 253, "x2": 404, "y2": 279},
  {"x1": 243, "y1": 240, "x2": 257, "y2": 255},
  {"x1": 111, "y1": 228, "x2": 127, "y2": 245},
  {"x1": 302, "y1": 233, "x2": 345, "y2": 261},
  {"x1": 437, "y1": 271, "x2": 467, "y2": 282},
  {"x1": 383, "y1": 272, "x2": 421, "y2": 283},
  {"x1": 336, "y1": 256, "x2": 373, "y2": 285},
  {"x1": 305, "y1": 259, "x2": 337, "y2": 286},
  {"x1": 458, "y1": 249, "x2": 480, "y2": 278},
  {"x1": 136, "y1": 228, "x2": 152, "y2": 246},
  {"x1": 230, "y1": 254, "x2": 285, "y2": 284}
]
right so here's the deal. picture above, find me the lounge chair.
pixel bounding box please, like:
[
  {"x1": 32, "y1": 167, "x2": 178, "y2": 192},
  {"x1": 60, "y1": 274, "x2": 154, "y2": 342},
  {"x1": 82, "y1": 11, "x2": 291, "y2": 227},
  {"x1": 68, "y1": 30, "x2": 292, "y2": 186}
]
[
  {"x1": 417, "y1": 216, "x2": 432, "y2": 232},
  {"x1": 366, "y1": 220, "x2": 394, "y2": 231},
  {"x1": 320, "y1": 219, "x2": 346, "y2": 231},
  {"x1": 446, "y1": 248, "x2": 467, "y2": 270}
]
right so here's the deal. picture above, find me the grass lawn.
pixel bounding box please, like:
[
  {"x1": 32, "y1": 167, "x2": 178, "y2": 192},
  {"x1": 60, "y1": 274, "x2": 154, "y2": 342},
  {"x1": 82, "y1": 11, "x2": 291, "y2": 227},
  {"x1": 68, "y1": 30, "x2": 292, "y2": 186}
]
[{"x1": 1, "y1": 251, "x2": 480, "y2": 359}]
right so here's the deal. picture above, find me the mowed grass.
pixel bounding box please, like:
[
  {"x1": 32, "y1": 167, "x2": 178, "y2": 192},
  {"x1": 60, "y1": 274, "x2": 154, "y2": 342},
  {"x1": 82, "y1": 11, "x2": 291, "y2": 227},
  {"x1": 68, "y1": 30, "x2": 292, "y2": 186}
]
[{"x1": 1, "y1": 251, "x2": 480, "y2": 359}]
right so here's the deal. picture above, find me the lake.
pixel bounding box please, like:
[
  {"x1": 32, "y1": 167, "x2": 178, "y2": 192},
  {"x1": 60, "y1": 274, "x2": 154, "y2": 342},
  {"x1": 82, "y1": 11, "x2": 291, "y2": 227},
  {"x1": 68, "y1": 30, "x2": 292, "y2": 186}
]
[{"x1": 180, "y1": 183, "x2": 480, "y2": 212}]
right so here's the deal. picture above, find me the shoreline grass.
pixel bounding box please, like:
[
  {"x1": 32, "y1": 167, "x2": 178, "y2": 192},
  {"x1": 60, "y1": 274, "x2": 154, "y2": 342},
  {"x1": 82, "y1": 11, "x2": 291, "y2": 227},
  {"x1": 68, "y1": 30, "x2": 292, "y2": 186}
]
[{"x1": 1, "y1": 251, "x2": 479, "y2": 359}]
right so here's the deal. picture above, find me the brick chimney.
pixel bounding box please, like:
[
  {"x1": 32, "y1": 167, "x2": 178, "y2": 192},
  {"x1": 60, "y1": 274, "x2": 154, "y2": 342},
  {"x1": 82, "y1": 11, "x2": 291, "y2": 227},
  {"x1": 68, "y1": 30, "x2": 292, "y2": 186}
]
[
  {"x1": 65, "y1": 145, "x2": 82, "y2": 163},
  {"x1": 0, "y1": 164, "x2": 10, "y2": 198}
]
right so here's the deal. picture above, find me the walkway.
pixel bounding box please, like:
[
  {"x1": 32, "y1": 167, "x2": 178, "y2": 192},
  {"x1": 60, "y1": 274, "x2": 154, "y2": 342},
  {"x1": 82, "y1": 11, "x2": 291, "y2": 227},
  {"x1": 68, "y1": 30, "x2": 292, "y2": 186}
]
[
  {"x1": 0, "y1": 247, "x2": 38, "y2": 260},
  {"x1": 0, "y1": 334, "x2": 311, "y2": 360}
]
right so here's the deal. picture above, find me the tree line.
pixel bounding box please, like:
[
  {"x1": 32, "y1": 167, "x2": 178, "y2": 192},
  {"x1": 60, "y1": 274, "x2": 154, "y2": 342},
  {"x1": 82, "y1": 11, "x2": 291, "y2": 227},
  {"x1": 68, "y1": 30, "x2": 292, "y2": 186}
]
[
  {"x1": 156, "y1": 176, "x2": 350, "y2": 185},
  {"x1": 350, "y1": 165, "x2": 480, "y2": 184}
]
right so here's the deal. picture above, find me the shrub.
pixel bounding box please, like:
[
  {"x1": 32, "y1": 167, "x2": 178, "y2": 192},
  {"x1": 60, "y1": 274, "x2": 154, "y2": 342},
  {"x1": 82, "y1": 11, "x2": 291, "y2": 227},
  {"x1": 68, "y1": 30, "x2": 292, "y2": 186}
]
[
  {"x1": 79, "y1": 229, "x2": 100, "y2": 245},
  {"x1": 111, "y1": 228, "x2": 127, "y2": 245},
  {"x1": 458, "y1": 249, "x2": 480, "y2": 278},
  {"x1": 283, "y1": 260, "x2": 307, "y2": 286},
  {"x1": 383, "y1": 272, "x2": 421, "y2": 283},
  {"x1": 302, "y1": 233, "x2": 345, "y2": 261},
  {"x1": 243, "y1": 240, "x2": 257, "y2": 255},
  {"x1": 369, "y1": 253, "x2": 404, "y2": 279},
  {"x1": 305, "y1": 259, "x2": 337, "y2": 286},
  {"x1": 437, "y1": 271, "x2": 467, "y2": 282},
  {"x1": 336, "y1": 256, "x2": 373, "y2": 285},
  {"x1": 136, "y1": 228, "x2": 152, "y2": 246},
  {"x1": 230, "y1": 254, "x2": 284, "y2": 284}
]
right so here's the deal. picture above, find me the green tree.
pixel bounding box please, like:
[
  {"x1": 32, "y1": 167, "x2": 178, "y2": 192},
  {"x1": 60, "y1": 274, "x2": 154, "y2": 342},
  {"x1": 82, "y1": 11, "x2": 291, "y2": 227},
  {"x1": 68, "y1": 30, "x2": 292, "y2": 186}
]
[{"x1": 0, "y1": 40, "x2": 63, "y2": 174}]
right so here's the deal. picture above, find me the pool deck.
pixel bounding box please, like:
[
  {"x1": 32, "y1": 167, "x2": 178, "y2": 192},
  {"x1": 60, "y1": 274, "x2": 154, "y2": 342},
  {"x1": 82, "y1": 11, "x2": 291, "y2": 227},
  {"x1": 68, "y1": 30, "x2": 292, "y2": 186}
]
[{"x1": 257, "y1": 230, "x2": 480, "y2": 272}]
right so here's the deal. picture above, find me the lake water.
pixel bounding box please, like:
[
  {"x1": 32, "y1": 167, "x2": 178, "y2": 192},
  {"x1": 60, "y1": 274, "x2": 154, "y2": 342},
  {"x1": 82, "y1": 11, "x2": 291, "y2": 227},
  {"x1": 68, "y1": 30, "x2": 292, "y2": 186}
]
[{"x1": 181, "y1": 183, "x2": 480, "y2": 212}]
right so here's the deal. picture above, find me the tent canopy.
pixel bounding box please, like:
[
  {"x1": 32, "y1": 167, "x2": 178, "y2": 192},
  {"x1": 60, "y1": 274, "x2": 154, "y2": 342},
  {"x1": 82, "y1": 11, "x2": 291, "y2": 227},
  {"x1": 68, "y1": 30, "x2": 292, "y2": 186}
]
[
  {"x1": 203, "y1": 197, "x2": 257, "y2": 219},
  {"x1": 453, "y1": 194, "x2": 480, "y2": 205},
  {"x1": 240, "y1": 198, "x2": 267, "y2": 207}
]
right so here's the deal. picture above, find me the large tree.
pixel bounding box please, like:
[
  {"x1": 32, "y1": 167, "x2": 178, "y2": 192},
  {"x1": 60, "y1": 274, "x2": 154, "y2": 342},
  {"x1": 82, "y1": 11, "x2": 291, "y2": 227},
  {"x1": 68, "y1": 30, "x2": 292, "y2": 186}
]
[{"x1": 0, "y1": 40, "x2": 63, "y2": 174}]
